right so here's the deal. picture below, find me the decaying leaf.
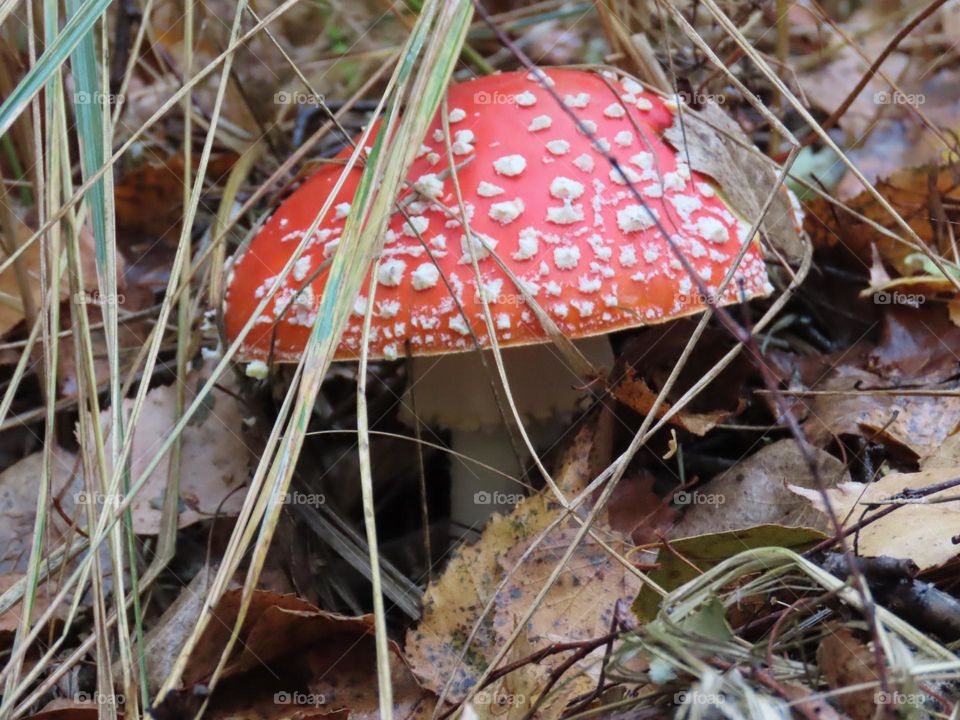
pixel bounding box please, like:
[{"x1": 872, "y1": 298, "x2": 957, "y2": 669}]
[
  {"x1": 613, "y1": 321, "x2": 750, "y2": 436},
  {"x1": 87, "y1": 360, "x2": 250, "y2": 534},
  {"x1": 612, "y1": 368, "x2": 730, "y2": 436},
  {"x1": 667, "y1": 439, "x2": 848, "y2": 539},
  {"x1": 817, "y1": 627, "x2": 879, "y2": 720},
  {"x1": 664, "y1": 101, "x2": 804, "y2": 264},
  {"x1": 138, "y1": 566, "x2": 220, "y2": 695},
  {"x1": 0, "y1": 447, "x2": 81, "y2": 575},
  {"x1": 799, "y1": 305, "x2": 960, "y2": 461},
  {"x1": 0, "y1": 214, "x2": 106, "y2": 342},
  {"x1": 789, "y1": 435, "x2": 960, "y2": 571},
  {"x1": 806, "y1": 163, "x2": 960, "y2": 279},
  {"x1": 405, "y1": 419, "x2": 638, "y2": 704},
  {"x1": 168, "y1": 588, "x2": 432, "y2": 719}
]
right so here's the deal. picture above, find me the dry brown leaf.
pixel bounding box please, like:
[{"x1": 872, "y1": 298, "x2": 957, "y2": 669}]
[
  {"x1": 790, "y1": 437, "x2": 960, "y2": 570},
  {"x1": 806, "y1": 163, "x2": 960, "y2": 277},
  {"x1": 663, "y1": 101, "x2": 804, "y2": 264},
  {"x1": 0, "y1": 215, "x2": 106, "y2": 341},
  {"x1": 605, "y1": 472, "x2": 676, "y2": 545},
  {"x1": 0, "y1": 447, "x2": 81, "y2": 574},
  {"x1": 137, "y1": 565, "x2": 222, "y2": 695},
  {"x1": 0, "y1": 572, "x2": 66, "y2": 650},
  {"x1": 114, "y1": 153, "x2": 238, "y2": 241},
  {"x1": 612, "y1": 368, "x2": 730, "y2": 436},
  {"x1": 668, "y1": 439, "x2": 848, "y2": 539},
  {"x1": 470, "y1": 632, "x2": 592, "y2": 720},
  {"x1": 87, "y1": 360, "x2": 250, "y2": 534},
  {"x1": 817, "y1": 627, "x2": 879, "y2": 720},
  {"x1": 613, "y1": 321, "x2": 751, "y2": 434},
  {"x1": 405, "y1": 419, "x2": 637, "y2": 706},
  {"x1": 169, "y1": 588, "x2": 432, "y2": 720},
  {"x1": 800, "y1": 306, "x2": 960, "y2": 461},
  {"x1": 58, "y1": 283, "x2": 152, "y2": 397},
  {"x1": 796, "y1": 41, "x2": 908, "y2": 140}
]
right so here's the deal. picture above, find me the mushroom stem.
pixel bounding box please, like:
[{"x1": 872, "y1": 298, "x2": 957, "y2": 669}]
[
  {"x1": 448, "y1": 425, "x2": 525, "y2": 531},
  {"x1": 403, "y1": 337, "x2": 614, "y2": 529}
]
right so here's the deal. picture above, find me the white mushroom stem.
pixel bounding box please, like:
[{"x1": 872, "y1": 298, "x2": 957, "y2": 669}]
[
  {"x1": 447, "y1": 425, "x2": 525, "y2": 532},
  {"x1": 402, "y1": 336, "x2": 614, "y2": 529}
]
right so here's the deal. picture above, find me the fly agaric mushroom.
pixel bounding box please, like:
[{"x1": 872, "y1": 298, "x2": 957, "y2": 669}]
[{"x1": 222, "y1": 68, "x2": 774, "y2": 526}]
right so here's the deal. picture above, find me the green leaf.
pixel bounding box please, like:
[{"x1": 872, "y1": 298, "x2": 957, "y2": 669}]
[{"x1": 633, "y1": 524, "x2": 826, "y2": 621}]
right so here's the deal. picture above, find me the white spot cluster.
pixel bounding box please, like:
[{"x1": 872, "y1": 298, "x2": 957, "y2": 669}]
[
  {"x1": 489, "y1": 198, "x2": 525, "y2": 225},
  {"x1": 493, "y1": 155, "x2": 527, "y2": 176},
  {"x1": 451, "y1": 129, "x2": 475, "y2": 155},
  {"x1": 528, "y1": 115, "x2": 552, "y2": 132},
  {"x1": 414, "y1": 173, "x2": 444, "y2": 199},
  {"x1": 293, "y1": 69, "x2": 773, "y2": 362},
  {"x1": 378, "y1": 259, "x2": 406, "y2": 287},
  {"x1": 546, "y1": 203, "x2": 584, "y2": 225},
  {"x1": 515, "y1": 91, "x2": 537, "y2": 107},
  {"x1": 411, "y1": 262, "x2": 439, "y2": 290},
  {"x1": 553, "y1": 245, "x2": 581, "y2": 270},
  {"x1": 617, "y1": 205, "x2": 659, "y2": 233},
  {"x1": 549, "y1": 177, "x2": 585, "y2": 200},
  {"x1": 603, "y1": 103, "x2": 626, "y2": 118}
]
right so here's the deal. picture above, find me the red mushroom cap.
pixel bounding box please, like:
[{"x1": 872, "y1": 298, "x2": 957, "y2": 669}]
[{"x1": 223, "y1": 68, "x2": 772, "y2": 362}]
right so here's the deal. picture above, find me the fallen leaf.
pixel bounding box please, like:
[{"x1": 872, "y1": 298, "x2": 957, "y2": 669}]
[
  {"x1": 612, "y1": 368, "x2": 730, "y2": 436},
  {"x1": 799, "y1": 305, "x2": 960, "y2": 461},
  {"x1": 0, "y1": 215, "x2": 106, "y2": 340},
  {"x1": 663, "y1": 101, "x2": 804, "y2": 264},
  {"x1": 405, "y1": 418, "x2": 637, "y2": 705},
  {"x1": 789, "y1": 437, "x2": 960, "y2": 571},
  {"x1": 494, "y1": 525, "x2": 637, "y2": 669},
  {"x1": 87, "y1": 360, "x2": 251, "y2": 534},
  {"x1": 817, "y1": 627, "x2": 878, "y2": 720},
  {"x1": 0, "y1": 447, "x2": 81, "y2": 575},
  {"x1": 633, "y1": 525, "x2": 826, "y2": 621},
  {"x1": 667, "y1": 440, "x2": 848, "y2": 539},
  {"x1": 613, "y1": 321, "x2": 751, "y2": 434},
  {"x1": 58, "y1": 283, "x2": 153, "y2": 398},
  {"x1": 137, "y1": 565, "x2": 221, "y2": 695},
  {"x1": 606, "y1": 472, "x2": 676, "y2": 545},
  {"x1": 806, "y1": 163, "x2": 960, "y2": 278},
  {"x1": 169, "y1": 588, "x2": 432, "y2": 719}
]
